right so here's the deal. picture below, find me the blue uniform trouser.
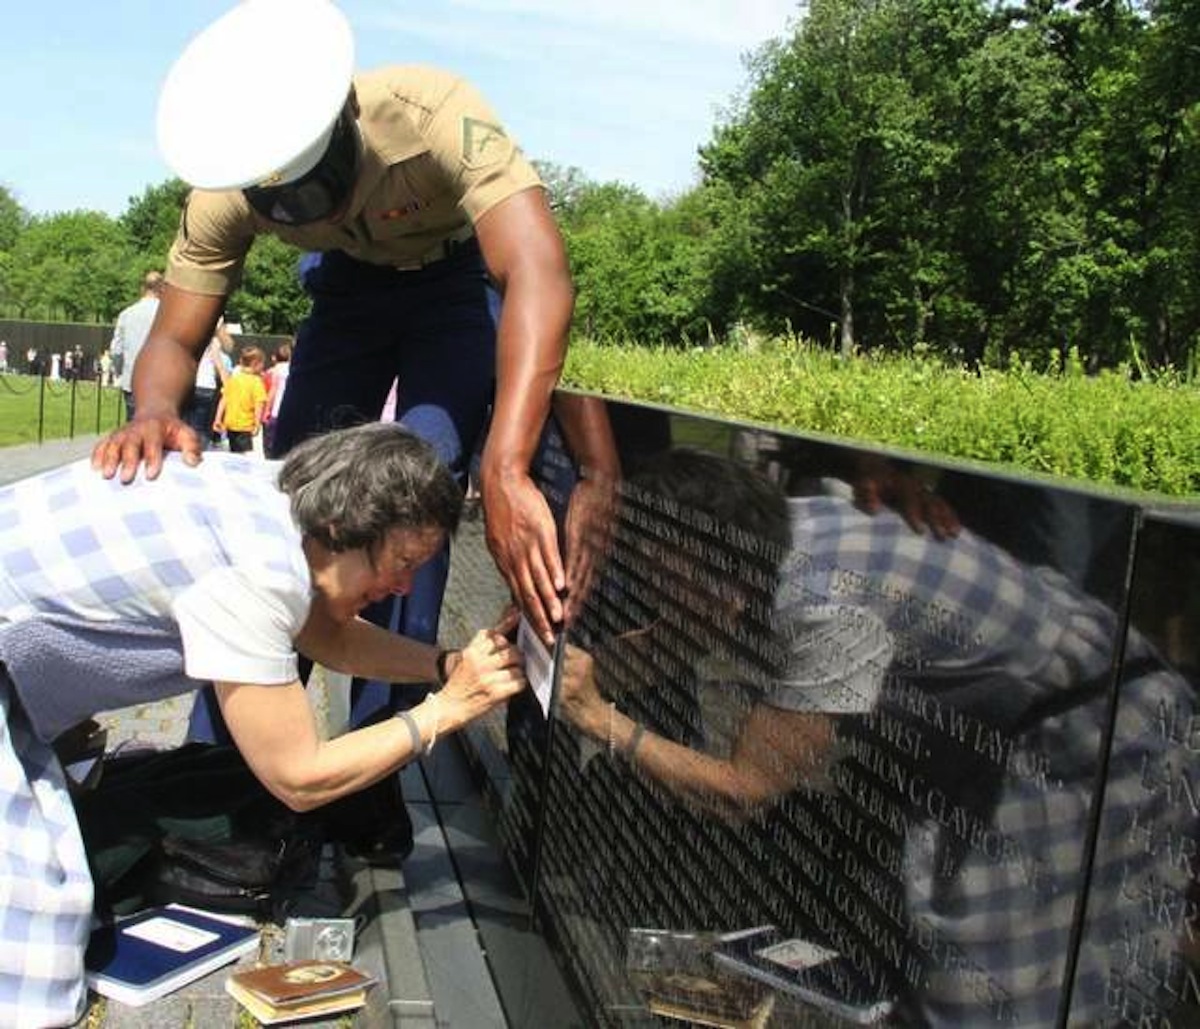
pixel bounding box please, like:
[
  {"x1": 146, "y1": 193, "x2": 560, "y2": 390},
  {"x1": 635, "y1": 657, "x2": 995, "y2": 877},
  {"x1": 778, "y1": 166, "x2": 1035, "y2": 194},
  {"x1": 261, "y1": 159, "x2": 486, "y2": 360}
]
[{"x1": 187, "y1": 240, "x2": 499, "y2": 741}]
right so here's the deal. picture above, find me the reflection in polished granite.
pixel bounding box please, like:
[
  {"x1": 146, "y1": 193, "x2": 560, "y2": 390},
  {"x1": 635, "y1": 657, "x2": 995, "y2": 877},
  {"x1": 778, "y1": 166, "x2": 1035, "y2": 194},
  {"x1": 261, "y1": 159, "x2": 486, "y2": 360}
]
[
  {"x1": 1068, "y1": 512, "x2": 1200, "y2": 1027},
  {"x1": 457, "y1": 396, "x2": 1199, "y2": 1028}
]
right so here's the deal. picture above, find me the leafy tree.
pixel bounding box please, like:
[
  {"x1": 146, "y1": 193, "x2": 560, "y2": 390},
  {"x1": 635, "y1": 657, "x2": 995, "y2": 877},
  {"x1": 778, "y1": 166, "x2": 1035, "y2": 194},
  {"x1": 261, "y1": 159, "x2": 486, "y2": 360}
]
[
  {"x1": 0, "y1": 184, "x2": 28, "y2": 253},
  {"x1": 1125, "y1": 0, "x2": 1200, "y2": 367},
  {"x1": 557, "y1": 179, "x2": 722, "y2": 344},
  {"x1": 533, "y1": 160, "x2": 593, "y2": 215},
  {"x1": 697, "y1": 0, "x2": 1199, "y2": 369},
  {"x1": 700, "y1": 0, "x2": 993, "y2": 352},
  {"x1": 670, "y1": 180, "x2": 760, "y2": 339},
  {"x1": 228, "y1": 235, "x2": 309, "y2": 334},
  {"x1": 558, "y1": 181, "x2": 656, "y2": 339},
  {"x1": 0, "y1": 186, "x2": 29, "y2": 313},
  {"x1": 945, "y1": 4, "x2": 1091, "y2": 362},
  {"x1": 119, "y1": 179, "x2": 190, "y2": 265},
  {"x1": 5, "y1": 211, "x2": 134, "y2": 321},
  {"x1": 967, "y1": 0, "x2": 1199, "y2": 368}
]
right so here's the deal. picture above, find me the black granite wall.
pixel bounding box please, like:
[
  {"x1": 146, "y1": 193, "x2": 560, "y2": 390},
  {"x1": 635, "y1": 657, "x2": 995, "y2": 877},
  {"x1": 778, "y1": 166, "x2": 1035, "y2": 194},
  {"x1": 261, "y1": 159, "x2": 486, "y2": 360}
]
[{"x1": 466, "y1": 394, "x2": 1200, "y2": 1029}]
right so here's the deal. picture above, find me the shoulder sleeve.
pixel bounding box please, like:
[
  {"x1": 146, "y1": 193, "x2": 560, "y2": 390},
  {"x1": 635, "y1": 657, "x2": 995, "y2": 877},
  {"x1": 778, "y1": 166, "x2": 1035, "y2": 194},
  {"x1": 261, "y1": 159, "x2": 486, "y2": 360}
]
[
  {"x1": 166, "y1": 190, "x2": 259, "y2": 296},
  {"x1": 418, "y1": 76, "x2": 544, "y2": 223},
  {"x1": 173, "y1": 566, "x2": 310, "y2": 685}
]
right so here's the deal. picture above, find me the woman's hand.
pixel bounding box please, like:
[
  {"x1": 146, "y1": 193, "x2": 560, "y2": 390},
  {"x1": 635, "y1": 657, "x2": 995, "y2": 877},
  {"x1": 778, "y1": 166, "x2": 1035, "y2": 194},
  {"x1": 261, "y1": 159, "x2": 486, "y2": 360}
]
[
  {"x1": 436, "y1": 605, "x2": 519, "y2": 685},
  {"x1": 436, "y1": 625, "x2": 527, "y2": 733},
  {"x1": 558, "y1": 643, "x2": 607, "y2": 739}
]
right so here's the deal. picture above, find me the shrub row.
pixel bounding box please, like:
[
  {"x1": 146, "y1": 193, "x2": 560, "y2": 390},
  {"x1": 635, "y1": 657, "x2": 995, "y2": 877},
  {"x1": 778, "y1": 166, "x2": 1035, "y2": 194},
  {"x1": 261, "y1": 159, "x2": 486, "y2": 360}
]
[{"x1": 563, "y1": 339, "x2": 1200, "y2": 500}]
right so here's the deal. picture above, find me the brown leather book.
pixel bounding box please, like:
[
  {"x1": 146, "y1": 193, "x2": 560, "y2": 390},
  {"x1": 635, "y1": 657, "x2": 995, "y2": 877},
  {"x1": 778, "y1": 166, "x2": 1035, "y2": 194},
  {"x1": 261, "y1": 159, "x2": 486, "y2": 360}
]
[{"x1": 225, "y1": 960, "x2": 375, "y2": 1023}]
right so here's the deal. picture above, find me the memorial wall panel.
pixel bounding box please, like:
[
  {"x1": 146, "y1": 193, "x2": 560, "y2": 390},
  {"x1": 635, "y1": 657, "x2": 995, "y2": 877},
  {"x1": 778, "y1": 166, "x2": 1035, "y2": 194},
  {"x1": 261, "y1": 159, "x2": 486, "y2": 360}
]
[
  {"x1": 1067, "y1": 511, "x2": 1200, "y2": 1027},
  {"x1": 524, "y1": 399, "x2": 1143, "y2": 1027},
  {"x1": 461, "y1": 396, "x2": 1200, "y2": 1027}
]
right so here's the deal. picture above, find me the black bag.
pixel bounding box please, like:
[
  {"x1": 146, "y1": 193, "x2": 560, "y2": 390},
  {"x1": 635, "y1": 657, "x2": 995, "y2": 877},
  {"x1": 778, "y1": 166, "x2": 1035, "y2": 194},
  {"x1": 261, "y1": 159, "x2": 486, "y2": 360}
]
[
  {"x1": 309, "y1": 769, "x2": 413, "y2": 865},
  {"x1": 148, "y1": 833, "x2": 321, "y2": 919},
  {"x1": 72, "y1": 743, "x2": 323, "y2": 922}
]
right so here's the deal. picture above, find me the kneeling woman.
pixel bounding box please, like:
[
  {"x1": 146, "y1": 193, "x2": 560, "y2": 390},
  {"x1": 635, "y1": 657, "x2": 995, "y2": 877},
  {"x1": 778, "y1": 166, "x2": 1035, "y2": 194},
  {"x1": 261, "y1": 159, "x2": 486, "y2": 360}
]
[{"x1": 0, "y1": 422, "x2": 525, "y2": 1026}]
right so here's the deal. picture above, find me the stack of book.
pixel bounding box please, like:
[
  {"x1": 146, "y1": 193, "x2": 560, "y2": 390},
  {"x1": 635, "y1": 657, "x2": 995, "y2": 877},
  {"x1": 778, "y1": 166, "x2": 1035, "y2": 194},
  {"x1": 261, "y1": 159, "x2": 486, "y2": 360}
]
[
  {"x1": 84, "y1": 905, "x2": 260, "y2": 1007},
  {"x1": 225, "y1": 959, "x2": 376, "y2": 1024}
]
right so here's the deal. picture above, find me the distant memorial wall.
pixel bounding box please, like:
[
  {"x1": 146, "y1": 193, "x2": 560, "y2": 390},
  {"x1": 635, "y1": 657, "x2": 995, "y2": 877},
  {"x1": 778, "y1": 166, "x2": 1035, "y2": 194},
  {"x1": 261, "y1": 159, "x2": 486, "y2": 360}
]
[
  {"x1": 0, "y1": 320, "x2": 289, "y2": 371},
  {"x1": 458, "y1": 394, "x2": 1200, "y2": 1028}
]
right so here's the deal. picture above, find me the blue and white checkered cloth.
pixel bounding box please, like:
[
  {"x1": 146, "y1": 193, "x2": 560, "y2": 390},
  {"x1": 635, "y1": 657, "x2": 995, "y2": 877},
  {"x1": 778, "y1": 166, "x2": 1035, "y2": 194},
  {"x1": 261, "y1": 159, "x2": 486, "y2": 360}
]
[
  {"x1": 0, "y1": 454, "x2": 306, "y2": 741},
  {"x1": 0, "y1": 454, "x2": 309, "y2": 1021},
  {"x1": 0, "y1": 668, "x2": 93, "y2": 1027}
]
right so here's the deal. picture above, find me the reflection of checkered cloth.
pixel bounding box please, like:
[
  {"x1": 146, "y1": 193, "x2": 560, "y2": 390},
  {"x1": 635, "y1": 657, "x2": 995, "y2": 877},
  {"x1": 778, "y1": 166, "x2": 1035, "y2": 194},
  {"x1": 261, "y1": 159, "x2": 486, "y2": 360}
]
[
  {"x1": 901, "y1": 659, "x2": 1188, "y2": 1029},
  {"x1": 773, "y1": 498, "x2": 1185, "y2": 1027},
  {"x1": 897, "y1": 564, "x2": 1120, "y2": 1028},
  {"x1": 1066, "y1": 664, "x2": 1195, "y2": 1027},
  {"x1": 775, "y1": 497, "x2": 1078, "y2": 691},
  {"x1": 0, "y1": 669, "x2": 93, "y2": 1027}
]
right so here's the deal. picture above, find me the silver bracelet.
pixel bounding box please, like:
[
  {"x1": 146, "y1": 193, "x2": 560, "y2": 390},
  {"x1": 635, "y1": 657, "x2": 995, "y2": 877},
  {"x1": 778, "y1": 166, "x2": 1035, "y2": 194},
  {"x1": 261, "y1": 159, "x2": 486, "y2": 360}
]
[
  {"x1": 425, "y1": 692, "x2": 441, "y2": 755},
  {"x1": 626, "y1": 722, "x2": 647, "y2": 764},
  {"x1": 396, "y1": 709, "x2": 424, "y2": 758}
]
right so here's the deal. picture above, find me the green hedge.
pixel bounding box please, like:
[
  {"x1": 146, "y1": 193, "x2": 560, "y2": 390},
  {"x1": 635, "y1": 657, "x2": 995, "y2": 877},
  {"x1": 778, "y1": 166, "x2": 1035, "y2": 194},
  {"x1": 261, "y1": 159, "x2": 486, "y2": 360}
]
[{"x1": 563, "y1": 338, "x2": 1200, "y2": 500}]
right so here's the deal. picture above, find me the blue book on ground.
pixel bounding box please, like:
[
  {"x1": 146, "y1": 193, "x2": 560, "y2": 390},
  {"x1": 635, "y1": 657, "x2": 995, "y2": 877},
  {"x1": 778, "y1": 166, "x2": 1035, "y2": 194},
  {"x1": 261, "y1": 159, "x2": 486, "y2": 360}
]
[{"x1": 85, "y1": 904, "x2": 260, "y2": 1007}]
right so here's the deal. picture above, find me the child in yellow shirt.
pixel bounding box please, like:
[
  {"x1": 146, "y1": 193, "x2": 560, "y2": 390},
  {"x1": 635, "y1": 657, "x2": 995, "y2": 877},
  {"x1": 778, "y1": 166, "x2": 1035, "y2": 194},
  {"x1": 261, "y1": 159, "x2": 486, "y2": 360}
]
[{"x1": 214, "y1": 346, "x2": 267, "y2": 454}]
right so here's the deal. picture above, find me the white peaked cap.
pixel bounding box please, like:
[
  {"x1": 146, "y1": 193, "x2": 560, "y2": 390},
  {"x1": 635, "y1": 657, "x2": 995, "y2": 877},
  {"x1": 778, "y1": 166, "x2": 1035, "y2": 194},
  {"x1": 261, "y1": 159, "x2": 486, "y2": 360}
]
[{"x1": 157, "y1": 0, "x2": 355, "y2": 190}]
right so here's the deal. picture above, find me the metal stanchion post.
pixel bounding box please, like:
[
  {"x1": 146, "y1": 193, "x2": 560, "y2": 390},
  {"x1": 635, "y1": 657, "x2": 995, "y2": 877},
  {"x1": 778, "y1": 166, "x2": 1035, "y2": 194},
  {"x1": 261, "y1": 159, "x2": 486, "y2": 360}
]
[{"x1": 37, "y1": 374, "x2": 46, "y2": 444}]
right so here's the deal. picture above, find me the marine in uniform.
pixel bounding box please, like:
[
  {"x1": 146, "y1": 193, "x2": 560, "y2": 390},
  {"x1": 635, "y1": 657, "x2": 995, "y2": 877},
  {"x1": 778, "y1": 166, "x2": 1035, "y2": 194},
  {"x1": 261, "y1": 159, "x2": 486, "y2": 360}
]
[{"x1": 93, "y1": 0, "x2": 619, "y2": 736}]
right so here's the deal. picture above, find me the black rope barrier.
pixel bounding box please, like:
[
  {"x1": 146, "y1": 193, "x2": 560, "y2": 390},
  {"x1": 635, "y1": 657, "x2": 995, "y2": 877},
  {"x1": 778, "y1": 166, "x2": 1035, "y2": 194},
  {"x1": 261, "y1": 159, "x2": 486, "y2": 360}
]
[
  {"x1": 0, "y1": 374, "x2": 123, "y2": 444},
  {"x1": 0, "y1": 373, "x2": 42, "y2": 397}
]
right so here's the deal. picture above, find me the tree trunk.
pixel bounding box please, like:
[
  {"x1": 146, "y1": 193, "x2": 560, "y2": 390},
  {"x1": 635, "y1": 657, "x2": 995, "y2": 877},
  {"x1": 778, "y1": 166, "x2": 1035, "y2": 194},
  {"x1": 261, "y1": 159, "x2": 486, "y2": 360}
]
[
  {"x1": 914, "y1": 285, "x2": 929, "y2": 349},
  {"x1": 840, "y1": 187, "x2": 857, "y2": 358},
  {"x1": 840, "y1": 268, "x2": 856, "y2": 358}
]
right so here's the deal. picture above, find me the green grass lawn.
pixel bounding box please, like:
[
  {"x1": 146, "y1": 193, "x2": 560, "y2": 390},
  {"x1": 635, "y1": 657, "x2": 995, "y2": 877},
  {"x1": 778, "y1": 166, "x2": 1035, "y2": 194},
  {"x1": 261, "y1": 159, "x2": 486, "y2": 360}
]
[{"x1": 0, "y1": 373, "x2": 124, "y2": 447}]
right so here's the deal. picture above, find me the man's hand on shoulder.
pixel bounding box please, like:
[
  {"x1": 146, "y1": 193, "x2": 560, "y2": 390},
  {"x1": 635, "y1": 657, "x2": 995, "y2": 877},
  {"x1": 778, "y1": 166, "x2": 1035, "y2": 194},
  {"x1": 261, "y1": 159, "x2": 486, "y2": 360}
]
[{"x1": 91, "y1": 413, "x2": 203, "y2": 483}]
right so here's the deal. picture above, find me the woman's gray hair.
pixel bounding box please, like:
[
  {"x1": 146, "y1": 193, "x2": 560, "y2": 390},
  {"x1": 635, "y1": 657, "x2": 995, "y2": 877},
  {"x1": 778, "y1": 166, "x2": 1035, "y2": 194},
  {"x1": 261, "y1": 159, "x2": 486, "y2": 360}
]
[{"x1": 278, "y1": 423, "x2": 462, "y2": 552}]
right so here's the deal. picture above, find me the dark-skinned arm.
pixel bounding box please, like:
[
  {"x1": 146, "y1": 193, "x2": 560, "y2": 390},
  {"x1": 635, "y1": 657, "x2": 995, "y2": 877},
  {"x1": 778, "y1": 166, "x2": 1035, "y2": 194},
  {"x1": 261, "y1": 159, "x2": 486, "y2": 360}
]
[
  {"x1": 474, "y1": 186, "x2": 575, "y2": 645},
  {"x1": 552, "y1": 393, "x2": 622, "y2": 625},
  {"x1": 92, "y1": 284, "x2": 226, "y2": 482},
  {"x1": 850, "y1": 452, "x2": 961, "y2": 539}
]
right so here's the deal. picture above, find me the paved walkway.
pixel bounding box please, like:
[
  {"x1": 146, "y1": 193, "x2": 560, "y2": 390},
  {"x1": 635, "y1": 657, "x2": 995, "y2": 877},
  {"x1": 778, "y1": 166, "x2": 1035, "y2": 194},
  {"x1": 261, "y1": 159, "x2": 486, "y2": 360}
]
[{"x1": 0, "y1": 433, "x2": 100, "y2": 485}]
